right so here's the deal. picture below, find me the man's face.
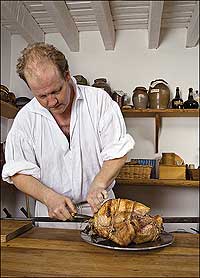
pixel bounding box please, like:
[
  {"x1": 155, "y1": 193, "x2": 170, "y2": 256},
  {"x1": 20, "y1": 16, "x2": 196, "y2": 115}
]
[{"x1": 25, "y1": 62, "x2": 72, "y2": 114}]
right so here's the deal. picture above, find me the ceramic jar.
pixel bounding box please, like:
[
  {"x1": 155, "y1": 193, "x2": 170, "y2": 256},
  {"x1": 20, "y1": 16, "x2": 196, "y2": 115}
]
[
  {"x1": 92, "y1": 78, "x2": 112, "y2": 97},
  {"x1": 0, "y1": 84, "x2": 9, "y2": 102},
  {"x1": 73, "y1": 75, "x2": 88, "y2": 85},
  {"x1": 132, "y1": 87, "x2": 148, "y2": 109},
  {"x1": 16, "y1": 97, "x2": 31, "y2": 109},
  {"x1": 7, "y1": 92, "x2": 16, "y2": 105},
  {"x1": 148, "y1": 79, "x2": 170, "y2": 109}
]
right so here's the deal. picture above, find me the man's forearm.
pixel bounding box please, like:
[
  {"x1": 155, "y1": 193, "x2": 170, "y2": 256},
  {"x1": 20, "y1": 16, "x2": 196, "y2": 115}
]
[
  {"x1": 93, "y1": 155, "x2": 127, "y2": 189},
  {"x1": 11, "y1": 174, "x2": 53, "y2": 206},
  {"x1": 87, "y1": 155, "x2": 127, "y2": 212}
]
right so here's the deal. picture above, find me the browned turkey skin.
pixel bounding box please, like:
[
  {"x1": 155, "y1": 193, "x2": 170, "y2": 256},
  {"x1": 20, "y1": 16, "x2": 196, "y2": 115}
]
[{"x1": 85, "y1": 199, "x2": 163, "y2": 247}]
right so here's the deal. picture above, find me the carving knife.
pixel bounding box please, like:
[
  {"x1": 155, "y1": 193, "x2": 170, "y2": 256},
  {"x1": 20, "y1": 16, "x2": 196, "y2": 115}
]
[
  {"x1": 1, "y1": 216, "x2": 199, "y2": 223},
  {"x1": 0, "y1": 214, "x2": 90, "y2": 223}
]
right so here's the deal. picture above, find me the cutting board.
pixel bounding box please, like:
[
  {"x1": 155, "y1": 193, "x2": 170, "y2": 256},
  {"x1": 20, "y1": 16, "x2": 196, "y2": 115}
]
[{"x1": 1, "y1": 219, "x2": 33, "y2": 242}]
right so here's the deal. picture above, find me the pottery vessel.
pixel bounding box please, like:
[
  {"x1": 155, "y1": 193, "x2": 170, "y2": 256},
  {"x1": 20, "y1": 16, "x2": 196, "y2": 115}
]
[
  {"x1": 112, "y1": 90, "x2": 125, "y2": 108},
  {"x1": 92, "y1": 78, "x2": 112, "y2": 97},
  {"x1": 148, "y1": 79, "x2": 170, "y2": 109},
  {"x1": 73, "y1": 75, "x2": 88, "y2": 85},
  {"x1": 132, "y1": 87, "x2": 148, "y2": 109}
]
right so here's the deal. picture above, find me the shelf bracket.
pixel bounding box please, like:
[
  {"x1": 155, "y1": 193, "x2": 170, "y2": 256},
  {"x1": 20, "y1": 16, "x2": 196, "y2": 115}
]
[{"x1": 155, "y1": 113, "x2": 161, "y2": 153}]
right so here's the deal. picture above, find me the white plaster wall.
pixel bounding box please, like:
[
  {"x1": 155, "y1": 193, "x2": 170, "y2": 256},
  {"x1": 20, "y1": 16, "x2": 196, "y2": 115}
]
[
  {"x1": 0, "y1": 27, "x2": 17, "y2": 217},
  {"x1": 1, "y1": 117, "x2": 8, "y2": 143},
  {"x1": 7, "y1": 35, "x2": 35, "y2": 218},
  {"x1": 1, "y1": 31, "x2": 33, "y2": 218},
  {"x1": 9, "y1": 35, "x2": 33, "y2": 98},
  {"x1": 1, "y1": 29, "x2": 199, "y2": 231},
  {"x1": 1, "y1": 26, "x2": 11, "y2": 143},
  {"x1": 45, "y1": 29, "x2": 199, "y2": 99},
  {"x1": 1, "y1": 26, "x2": 11, "y2": 88}
]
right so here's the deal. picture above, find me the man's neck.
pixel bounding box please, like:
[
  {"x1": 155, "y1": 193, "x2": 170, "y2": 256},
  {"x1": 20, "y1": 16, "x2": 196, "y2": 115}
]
[{"x1": 52, "y1": 88, "x2": 75, "y2": 141}]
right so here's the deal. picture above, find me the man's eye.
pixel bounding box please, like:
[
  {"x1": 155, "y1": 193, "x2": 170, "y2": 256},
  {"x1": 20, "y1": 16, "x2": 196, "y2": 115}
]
[
  {"x1": 40, "y1": 95, "x2": 46, "y2": 99},
  {"x1": 53, "y1": 91, "x2": 60, "y2": 95}
]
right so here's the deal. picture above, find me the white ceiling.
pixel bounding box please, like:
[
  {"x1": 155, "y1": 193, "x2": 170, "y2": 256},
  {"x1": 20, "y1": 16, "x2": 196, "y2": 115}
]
[{"x1": 1, "y1": 1, "x2": 199, "y2": 51}]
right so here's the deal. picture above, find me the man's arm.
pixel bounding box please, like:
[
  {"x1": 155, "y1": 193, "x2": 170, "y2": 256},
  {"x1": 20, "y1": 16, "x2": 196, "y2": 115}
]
[
  {"x1": 11, "y1": 174, "x2": 77, "y2": 220},
  {"x1": 87, "y1": 155, "x2": 127, "y2": 213}
]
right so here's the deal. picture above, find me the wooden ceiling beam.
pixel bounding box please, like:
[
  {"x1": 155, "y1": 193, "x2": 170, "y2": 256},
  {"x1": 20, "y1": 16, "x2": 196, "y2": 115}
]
[
  {"x1": 148, "y1": 1, "x2": 164, "y2": 49},
  {"x1": 1, "y1": 1, "x2": 44, "y2": 43},
  {"x1": 186, "y1": 1, "x2": 199, "y2": 48},
  {"x1": 42, "y1": 1, "x2": 79, "y2": 52},
  {"x1": 90, "y1": 1, "x2": 115, "y2": 50}
]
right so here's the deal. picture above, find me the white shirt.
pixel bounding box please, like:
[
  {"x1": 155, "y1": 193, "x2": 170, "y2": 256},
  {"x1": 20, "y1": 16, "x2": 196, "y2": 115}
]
[{"x1": 2, "y1": 80, "x2": 135, "y2": 226}]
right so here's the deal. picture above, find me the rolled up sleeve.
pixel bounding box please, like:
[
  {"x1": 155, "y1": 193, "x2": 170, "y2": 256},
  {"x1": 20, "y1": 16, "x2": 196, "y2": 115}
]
[
  {"x1": 98, "y1": 100, "x2": 135, "y2": 161},
  {"x1": 2, "y1": 130, "x2": 40, "y2": 184}
]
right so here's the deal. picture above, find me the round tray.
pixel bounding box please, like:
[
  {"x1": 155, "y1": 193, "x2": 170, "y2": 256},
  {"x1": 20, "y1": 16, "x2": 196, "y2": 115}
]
[{"x1": 80, "y1": 231, "x2": 174, "y2": 251}]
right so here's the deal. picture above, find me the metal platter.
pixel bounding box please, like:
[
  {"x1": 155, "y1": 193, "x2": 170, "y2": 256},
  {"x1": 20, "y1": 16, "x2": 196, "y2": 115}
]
[{"x1": 80, "y1": 231, "x2": 174, "y2": 251}]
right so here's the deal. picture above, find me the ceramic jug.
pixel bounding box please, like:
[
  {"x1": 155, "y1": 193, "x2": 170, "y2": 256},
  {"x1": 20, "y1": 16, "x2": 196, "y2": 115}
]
[
  {"x1": 132, "y1": 87, "x2": 148, "y2": 109},
  {"x1": 148, "y1": 79, "x2": 170, "y2": 109}
]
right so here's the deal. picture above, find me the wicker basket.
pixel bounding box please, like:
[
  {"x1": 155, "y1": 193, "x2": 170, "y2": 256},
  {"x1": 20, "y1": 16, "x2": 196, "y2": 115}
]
[{"x1": 118, "y1": 163, "x2": 152, "y2": 179}]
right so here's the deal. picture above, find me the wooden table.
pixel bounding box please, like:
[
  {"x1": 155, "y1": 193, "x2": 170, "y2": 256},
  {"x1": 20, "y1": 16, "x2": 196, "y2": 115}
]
[{"x1": 1, "y1": 227, "x2": 199, "y2": 277}]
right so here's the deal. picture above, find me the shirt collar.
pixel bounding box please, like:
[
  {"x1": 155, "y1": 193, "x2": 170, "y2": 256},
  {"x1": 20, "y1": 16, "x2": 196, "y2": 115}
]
[{"x1": 71, "y1": 76, "x2": 83, "y2": 101}]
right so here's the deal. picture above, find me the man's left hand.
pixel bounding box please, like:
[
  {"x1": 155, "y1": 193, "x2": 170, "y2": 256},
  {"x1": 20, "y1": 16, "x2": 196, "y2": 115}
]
[{"x1": 86, "y1": 184, "x2": 108, "y2": 213}]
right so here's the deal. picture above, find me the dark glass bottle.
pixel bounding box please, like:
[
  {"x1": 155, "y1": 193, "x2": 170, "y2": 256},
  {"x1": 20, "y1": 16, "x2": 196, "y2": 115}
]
[
  {"x1": 183, "y1": 88, "x2": 199, "y2": 109},
  {"x1": 194, "y1": 90, "x2": 199, "y2": 107},
  {"x1": 171, "y1": 87, "x2": 183, "y2": 109}
]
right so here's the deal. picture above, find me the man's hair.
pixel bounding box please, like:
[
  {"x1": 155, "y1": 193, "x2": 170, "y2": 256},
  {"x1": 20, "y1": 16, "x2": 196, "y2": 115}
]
[{"x1": 16, "y1": 42, "x2": 69, "y2": 83}]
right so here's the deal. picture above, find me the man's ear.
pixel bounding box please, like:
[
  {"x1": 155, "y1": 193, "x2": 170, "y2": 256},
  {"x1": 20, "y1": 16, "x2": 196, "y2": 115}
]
[{"x1": 65, "y1": 71, "x2": 71, "y2": 81}]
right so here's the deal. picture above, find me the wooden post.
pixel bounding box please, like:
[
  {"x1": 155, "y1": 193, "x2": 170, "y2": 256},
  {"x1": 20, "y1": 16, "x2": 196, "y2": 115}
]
[{"x1": 155, "y1": 113, "x2": 161, "y2": 153}]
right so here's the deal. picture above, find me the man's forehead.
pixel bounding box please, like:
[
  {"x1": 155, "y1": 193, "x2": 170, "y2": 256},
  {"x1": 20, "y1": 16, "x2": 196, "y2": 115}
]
[
  {"x1": 25, "y1": 63, "x2": 63, "y2": 92},
  {"x1": 25, "y1": 61, "x2": 61, "y2": 83}
]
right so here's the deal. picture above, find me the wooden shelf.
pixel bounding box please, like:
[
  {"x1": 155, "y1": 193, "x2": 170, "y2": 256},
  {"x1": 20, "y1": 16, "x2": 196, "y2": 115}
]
[
  {"x1": 121, "y1": 108, "x2": 199, "y2": 153},
  {"x1": 122, "y1": 108, "x2": 199, "y2": 118},
  {"x1": 116, "y1": 178, "x2": 199, "y2": 187},
  {"x1": 1, "y1": 100, "x2": 19, "y2": 119}
]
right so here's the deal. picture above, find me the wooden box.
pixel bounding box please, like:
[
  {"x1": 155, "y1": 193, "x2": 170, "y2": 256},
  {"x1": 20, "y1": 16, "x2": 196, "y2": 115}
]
[{"x1": 159, "y1": 165, "x2": 186, "y2": 180}]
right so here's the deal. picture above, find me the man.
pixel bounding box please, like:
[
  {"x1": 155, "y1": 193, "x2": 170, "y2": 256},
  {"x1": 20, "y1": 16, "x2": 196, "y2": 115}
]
[{"x1": 2, "y1": 42, "x2": 135, "y2": 228}]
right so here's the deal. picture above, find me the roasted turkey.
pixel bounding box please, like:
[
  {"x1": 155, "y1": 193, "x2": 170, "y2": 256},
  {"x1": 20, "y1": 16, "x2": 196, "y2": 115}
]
[{"x1": 84, "y1": 198, "x2": 163, "y2": 247}]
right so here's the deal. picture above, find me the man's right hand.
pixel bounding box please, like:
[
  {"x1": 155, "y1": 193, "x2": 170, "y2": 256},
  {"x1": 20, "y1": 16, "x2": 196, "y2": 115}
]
[
  {"x1": 11, "y1": 174, "x2": 77, "y2": 221},
  {"x1": 44, "y1": 190, "x2": 77, "y2": 221}
]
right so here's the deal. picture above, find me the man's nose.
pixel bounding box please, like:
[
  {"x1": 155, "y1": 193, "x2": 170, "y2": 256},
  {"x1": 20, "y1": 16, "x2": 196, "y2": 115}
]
[{"x1": 47, "y1": 95, "x2": 58, "y2": 108}]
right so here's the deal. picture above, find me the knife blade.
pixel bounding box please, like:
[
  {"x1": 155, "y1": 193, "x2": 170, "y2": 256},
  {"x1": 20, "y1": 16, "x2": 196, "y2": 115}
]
[
  {"x1": 0, "y1": 214, "x2": 91, "y2": 223},
  {"x1": 162, "y1": 217, "x2": 199, "y2": 223},
  {"x1": 1, "y1": 216, "x2": 199, "y2": 223}
]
